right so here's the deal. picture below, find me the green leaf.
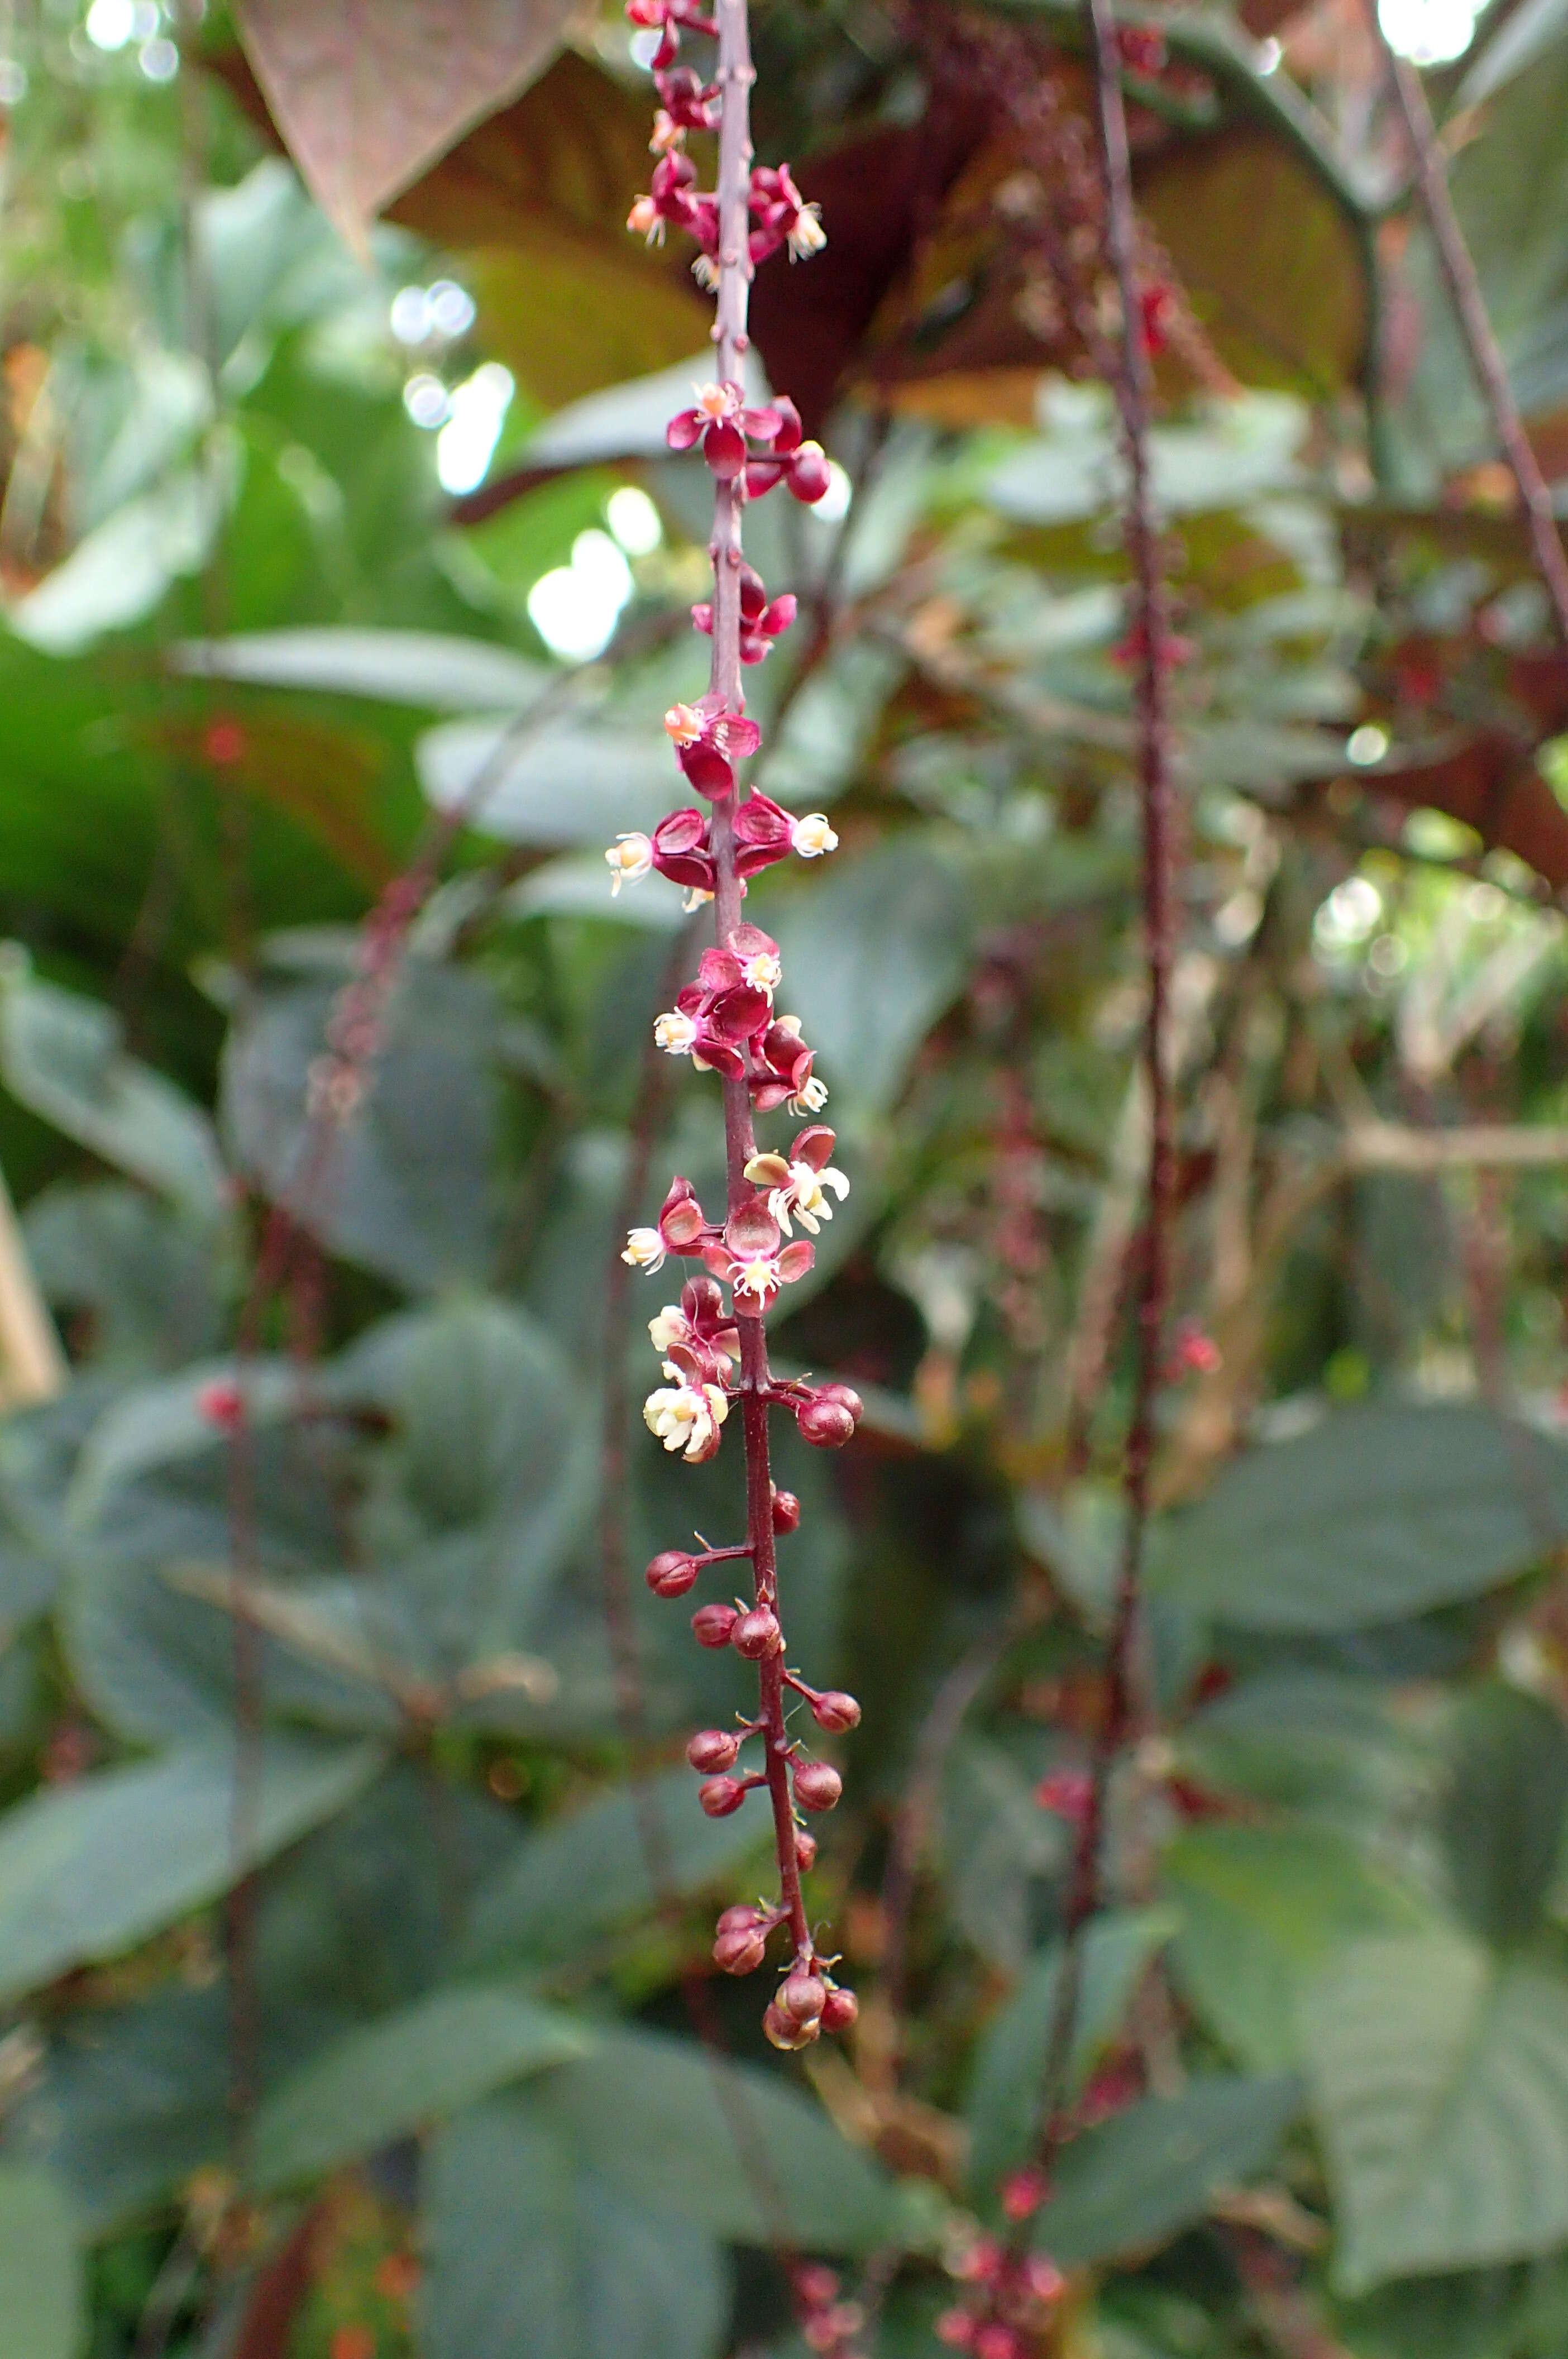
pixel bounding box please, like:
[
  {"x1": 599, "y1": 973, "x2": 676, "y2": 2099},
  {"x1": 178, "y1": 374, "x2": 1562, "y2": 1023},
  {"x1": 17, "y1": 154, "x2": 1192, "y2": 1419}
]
[
  {"x1": 1442, "y1": 1684, "x2": 1568, "y2": 1947},
  {"x1": 515, "y1": 351, "x2": 767, "y2": 470},
  {"x1": 2, "y1": 1990, "x2": 227, "y2": 2237},
  {"x1": 424, "y1": 2095, "x2": 729, "y2": 2359},
  {"x1": 940, "y1": 1738, "x2": 1062, "y2": 1975},
  {"x1": 1032, "y1": 2075, "x2": 1303, "y2": 2267},
  {"x1": 965, "y1": 1909, "x2": 1176, "y2": 2203},
  {"x1": 1304, "y1": 1935, "x2": 1568, "y2": 2291},
  {"x1": 0, "y1": 954, "x2": 225, "y2": 1225},
  {"x1": 415, "y1": 718, "x2": 673, "y2": 848},
  {"x1": 0, "y1": 2167, "x2": 82, "y2": 2359},
  {"x1": 0, "y1": 1739, "x2": 383, "y2": 2003},
  {"x1": 525, "y1": 2026, "x2": 912, "y2": 2253},
  {"x1": 221, "y1": 963, "x2": 501, "y2": 1293},
  {"x1": 176, "y1": 628, "x2": 547, "y2": 710},
  {"x1": 762, "y1": 839, "x2": 971, "y2": 1117},
  {"x1": 66, "y1": 1357, "x2": 299, "y2": 1524},
  {"x1": 457, "y1": 1767, "x2": 766, "y2": 1971},
  {"x1": 1165, "y1": 1823, "x2": 1435, "y2": 2074},
  {"x1": 252, "y1": 1986, "x2": 589, "y2": 2189},
  {"x1": 1460, "y1": 0, "x2": 1568, "y2": 103},
  {"x1": 23, "y1": 1183, "x2": 223, "y2": 1374},
  {"x1": 1152, "y1": 1404, "x2": 1568, "y2": 1632}
]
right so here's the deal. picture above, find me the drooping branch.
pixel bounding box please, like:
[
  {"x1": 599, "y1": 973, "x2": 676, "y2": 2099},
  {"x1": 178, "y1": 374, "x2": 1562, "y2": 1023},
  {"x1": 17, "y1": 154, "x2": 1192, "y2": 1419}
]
[{"x1": 1364, "y1": 8, "x2": 1568, "y2": 649}]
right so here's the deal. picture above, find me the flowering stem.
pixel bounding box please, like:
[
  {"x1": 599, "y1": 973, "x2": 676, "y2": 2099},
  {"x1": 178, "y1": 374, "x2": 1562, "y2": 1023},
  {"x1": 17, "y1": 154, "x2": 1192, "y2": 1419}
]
[
  {"x1": 1033, "y1": 0, "x2": 1174, "y2": 2165},
  {"x1": 704, "y1": 0, "x2": 814, "y2": 1973}
]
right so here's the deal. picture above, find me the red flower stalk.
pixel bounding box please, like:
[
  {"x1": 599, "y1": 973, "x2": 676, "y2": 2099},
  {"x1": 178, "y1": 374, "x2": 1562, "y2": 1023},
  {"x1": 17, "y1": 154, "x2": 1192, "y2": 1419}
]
[{"x1": 615, "y1": 0, "x2": 856, "y2": 2048}]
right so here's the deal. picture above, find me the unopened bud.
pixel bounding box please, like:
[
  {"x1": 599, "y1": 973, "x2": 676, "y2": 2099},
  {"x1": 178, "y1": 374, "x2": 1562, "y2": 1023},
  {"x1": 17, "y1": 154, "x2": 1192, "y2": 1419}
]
[
  {"x1": 810, "y1": 1689, "x2": 861, "y2": 1733},
  {"x1": 792, "y1": 1759, "x2": 842, "y2": 1812},
  {"x1": 714, "y1": 1923, "x2": 767, "y2": 1973},
  {"x1": 777, "y1": 1969, "x2": 827, "y2": 2023},
  {"x1": 818, "y1": 1381, "x2": 863, "y2": 1424},
  {"x1": 687, "y1": 1727, "x2": 742, "y2": 1773},
  {"x1": 764, "y1": 1998, "x2": 820, "y2": 2051},
  {"x1": 819, "y1": 1985, "x2": 858, "y2": 2034},
  {"x1": 699, "y1": 1775, "x2": 749, "y2": 1818},
  {"x1": 692, "y1": 1601, "x2": 740, "y2": 1649},
  {"x1": 789, "y1": 443, "x2": 833, "y2": 504},
  {"x1": 796, "y1": 1396, "x2": 855, "y2": 1449},
  {"x1": 733, "y1": 1604, "x2": 783, "y2": 1659},
  {"x1": 771, "y1": 1486, "x2": 801, "y2": 1534},
  {"x1": 647, "y1": 1549, "x2": 699, "y2": 1597},
  {"x1": 795, "y1": 1828, "x2": 819, "y2": 1871}
]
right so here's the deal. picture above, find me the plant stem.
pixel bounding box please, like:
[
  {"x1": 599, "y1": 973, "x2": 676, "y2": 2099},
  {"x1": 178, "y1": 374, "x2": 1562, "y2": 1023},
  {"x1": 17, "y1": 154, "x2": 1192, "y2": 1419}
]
[
  {"x1": 706, "y1": 0, "x2": 812, "y2": 1971},
  {"x1": 1364, "y1": 13, "x2": 1568, "y2": 648},
  {"x1": 1033, "y1": 0, "x2": 1174, "y2": 2162}
]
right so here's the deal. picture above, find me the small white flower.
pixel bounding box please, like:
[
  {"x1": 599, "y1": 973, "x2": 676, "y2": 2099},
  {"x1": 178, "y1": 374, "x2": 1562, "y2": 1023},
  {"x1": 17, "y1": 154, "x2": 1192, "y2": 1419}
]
[
  {"x1": 654, "y1": 1010, "x2": 699, "y2": 1056},
  {"x1": 643, "y1": 1373, "x2": 729, "y2": 1461},
  {"x1": 791, "y1": 813, "x2": 838, "y2": 858},
  {"x1": 663, "y1": 701, "x2": 704, "y2": 747},
  {"x1": 606, "y1": 833, "x2": 653, "y2": 895},
  {"x1": 682, "y1": 885, "x2": 714, "y2": 913},
  {"x1": 790, "y1": 1075, "x2": 830, "y2": 1116},
  {"x1": 787, "y1": 204, "x2": 827, "y2": 260},
  {"x1": 695, "y1": 381, "x2": 736, "y2": 420},
  {"x1": 741, "y1": 948, "x2": 782, "y2": 995},
  {"x1": 623, "y1": 1228, "x2": 666, "y2": 1273},
  {"x1": 648, "y1": 1305, "x2": 687, "y2": 1352},
  {"x1": 729, "y1": 1249, "x2": 783, "y2": 1304},
  {"x1": 768, "y1": 1158, "x2": 849, "y2": 1237}
]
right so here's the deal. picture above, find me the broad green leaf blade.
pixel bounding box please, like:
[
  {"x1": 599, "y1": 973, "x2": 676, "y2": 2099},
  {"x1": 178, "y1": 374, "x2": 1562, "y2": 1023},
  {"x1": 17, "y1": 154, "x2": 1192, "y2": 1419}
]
[
  {"x1": 252, "y1": 1986, "x2": 589, "y2": 2189},
  {"x1": 0, "y1": 1739, "x2": 383, "y2": 2003},
  {"x1": 1460, "y1": 0, "x2": 1568, "y2": 102},
  {"x1": 965, "y1": 1909, "x2": 1176, "y2": 2203},
  {"x1": 415, "y1": 719, "x2": 673, "y2": 848},
  {"x1": 527, "y1": 2026, "x2": 912, "y2": 2254},
  {"x1": 457, "y1": 1768, "x2": 766, "y2": 1972},
  {"x1": 1165, "y1": 1823, "x2": 1434, "y2": 2074},
  {"x1": 1032, "y1": 2075, "x2": 1303, "y2": 2267},
  {"x1": 221, "y1": 965, "x2": 501, "y2": 1294},
  {"x1": 0, "y1": 2167, "x2": 82, "y2": 2359},
  {"x1": 1304, "y1": 1936, "x2": 1568, "y2": 2292},
  {"x1": 66, "y1": 1357, "x2": 299, "y2": 1524},
  {"x1": 1152, "y1": 1404, "x2": 1568, "y2": 1632},
  {"x1": 176, "y1": 629, "x2": 547, "y2": 710},
  {"x1": 1441, "y1": 1684, "x2": 1568, "y2": 1947},
  {"x1": 424, "y1": 2096, "x2": 729, "y2": 2359},
  {"x1": 235, "y1": 0, "x2": 576, "y2": 254},
  {"x1": 0, "y1": 956, "x2": 225, "y2": 1225},
  {"x1": 763, "y1": 840, "x2": 971, "y2": 1118}
]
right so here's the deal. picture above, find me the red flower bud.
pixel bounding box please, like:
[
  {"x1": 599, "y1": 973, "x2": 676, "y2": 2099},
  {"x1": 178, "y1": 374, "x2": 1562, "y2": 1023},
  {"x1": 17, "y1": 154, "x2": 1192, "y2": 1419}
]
[
  {"x1": 796, "y1": 1396, "x2": 855, "y2": 1449},
  {"x1": 692, "y1": 1601, "x2": 739, "y2": 1649},
  {"x1": 717, "y1": 1902, "x2": 763, "y2": 1934},
  {"x1": 810, "y1": 1689, "x2": 862, "y2": 1734},
  {"x1": 699, "y1": 1775, "x2": 749, "y2": 1817},
  {"x1": 764, "y1": 1998, "x2": 820, "y2": 2051},
  {"x1": 771, "y1": 1486, "x2": 801, "y2": 1534},
  {"x1": 687, "y1": 1727, "x2": 742, "y2": 1772},
  {"x1": 819, "y1": 1985, "x2": 858, "y2": 2034},
  {"x1": 714, "y1": 1923, "x2": 768, "y2": 1973},
  {"x1": 647, "y1": 1549, "x2": 699, "y2": 1597},
  {"x1": 197, "y1": 1380, "x2": 245, "y2": 1431},
  {"x1": 794, "y1": 1828, "x2": 819, "y2": 1871},
  {"x1": 792, "y1": 1759, "x2": 842, "y2": 1812},
  {"x1": 733, "y1": 1604, "x2": 783, "y2": 1658},
  {"x1": 777, "y1": 1968, "x2": 827, "y2": 2023}
]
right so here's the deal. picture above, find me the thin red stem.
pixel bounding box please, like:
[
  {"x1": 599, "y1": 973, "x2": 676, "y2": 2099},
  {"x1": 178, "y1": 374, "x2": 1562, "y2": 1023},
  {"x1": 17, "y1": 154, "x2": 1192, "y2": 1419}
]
[
  {"x1": 1366, "y1": 18, "x2": 1568, "y2": 650},
  {"x1": 1031, "y1": 0, "x2": 1174, "y2": 2165}
]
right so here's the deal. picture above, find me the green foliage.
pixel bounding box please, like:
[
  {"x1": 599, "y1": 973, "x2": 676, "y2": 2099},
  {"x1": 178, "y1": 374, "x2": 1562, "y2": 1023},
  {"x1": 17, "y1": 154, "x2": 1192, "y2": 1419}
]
[{"x1": 0, "y1": 2167, "x2": 83, "y2": 2359}]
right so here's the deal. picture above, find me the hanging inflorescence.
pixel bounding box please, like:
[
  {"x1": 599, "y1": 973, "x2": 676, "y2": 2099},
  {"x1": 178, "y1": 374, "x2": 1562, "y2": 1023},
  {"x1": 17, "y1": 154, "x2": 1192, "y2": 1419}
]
[{"x1": 611, "y1": 0, "x2": 862, "y2": 2053}]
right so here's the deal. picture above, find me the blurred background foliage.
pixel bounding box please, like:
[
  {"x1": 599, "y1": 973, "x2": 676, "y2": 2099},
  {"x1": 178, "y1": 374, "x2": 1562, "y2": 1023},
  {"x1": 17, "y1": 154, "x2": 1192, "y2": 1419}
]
[{"x1": 0, "y1": 0, "x2": 1567, "y2": 2355}]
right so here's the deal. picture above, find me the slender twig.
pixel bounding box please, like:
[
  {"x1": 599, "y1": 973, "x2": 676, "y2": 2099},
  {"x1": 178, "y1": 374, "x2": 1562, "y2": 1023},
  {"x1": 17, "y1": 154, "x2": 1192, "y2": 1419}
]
[
  {"x1": 1364, "y1": 12, "x2": 1568, "y2": 649},
  {"x1": 1031, "y1": 0, "x2": 1177, "y2": 2167}
]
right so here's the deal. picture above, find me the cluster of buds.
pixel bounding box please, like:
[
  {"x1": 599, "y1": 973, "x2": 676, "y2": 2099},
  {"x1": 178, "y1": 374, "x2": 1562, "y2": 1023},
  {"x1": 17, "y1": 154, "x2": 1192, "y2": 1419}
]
[
  {"x1": 616, "y1": 0, "x2": 857, "y2": 2051},
  {"x1": 936, "y1": 2221, "x2": 1067, "y2": 2359},
  {"x1": 625, "y1": 0, "x2": 825, "y2": 278},
  {"x1": 792, "y1": 2262, "x2": 868, "y2": 2356}
]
